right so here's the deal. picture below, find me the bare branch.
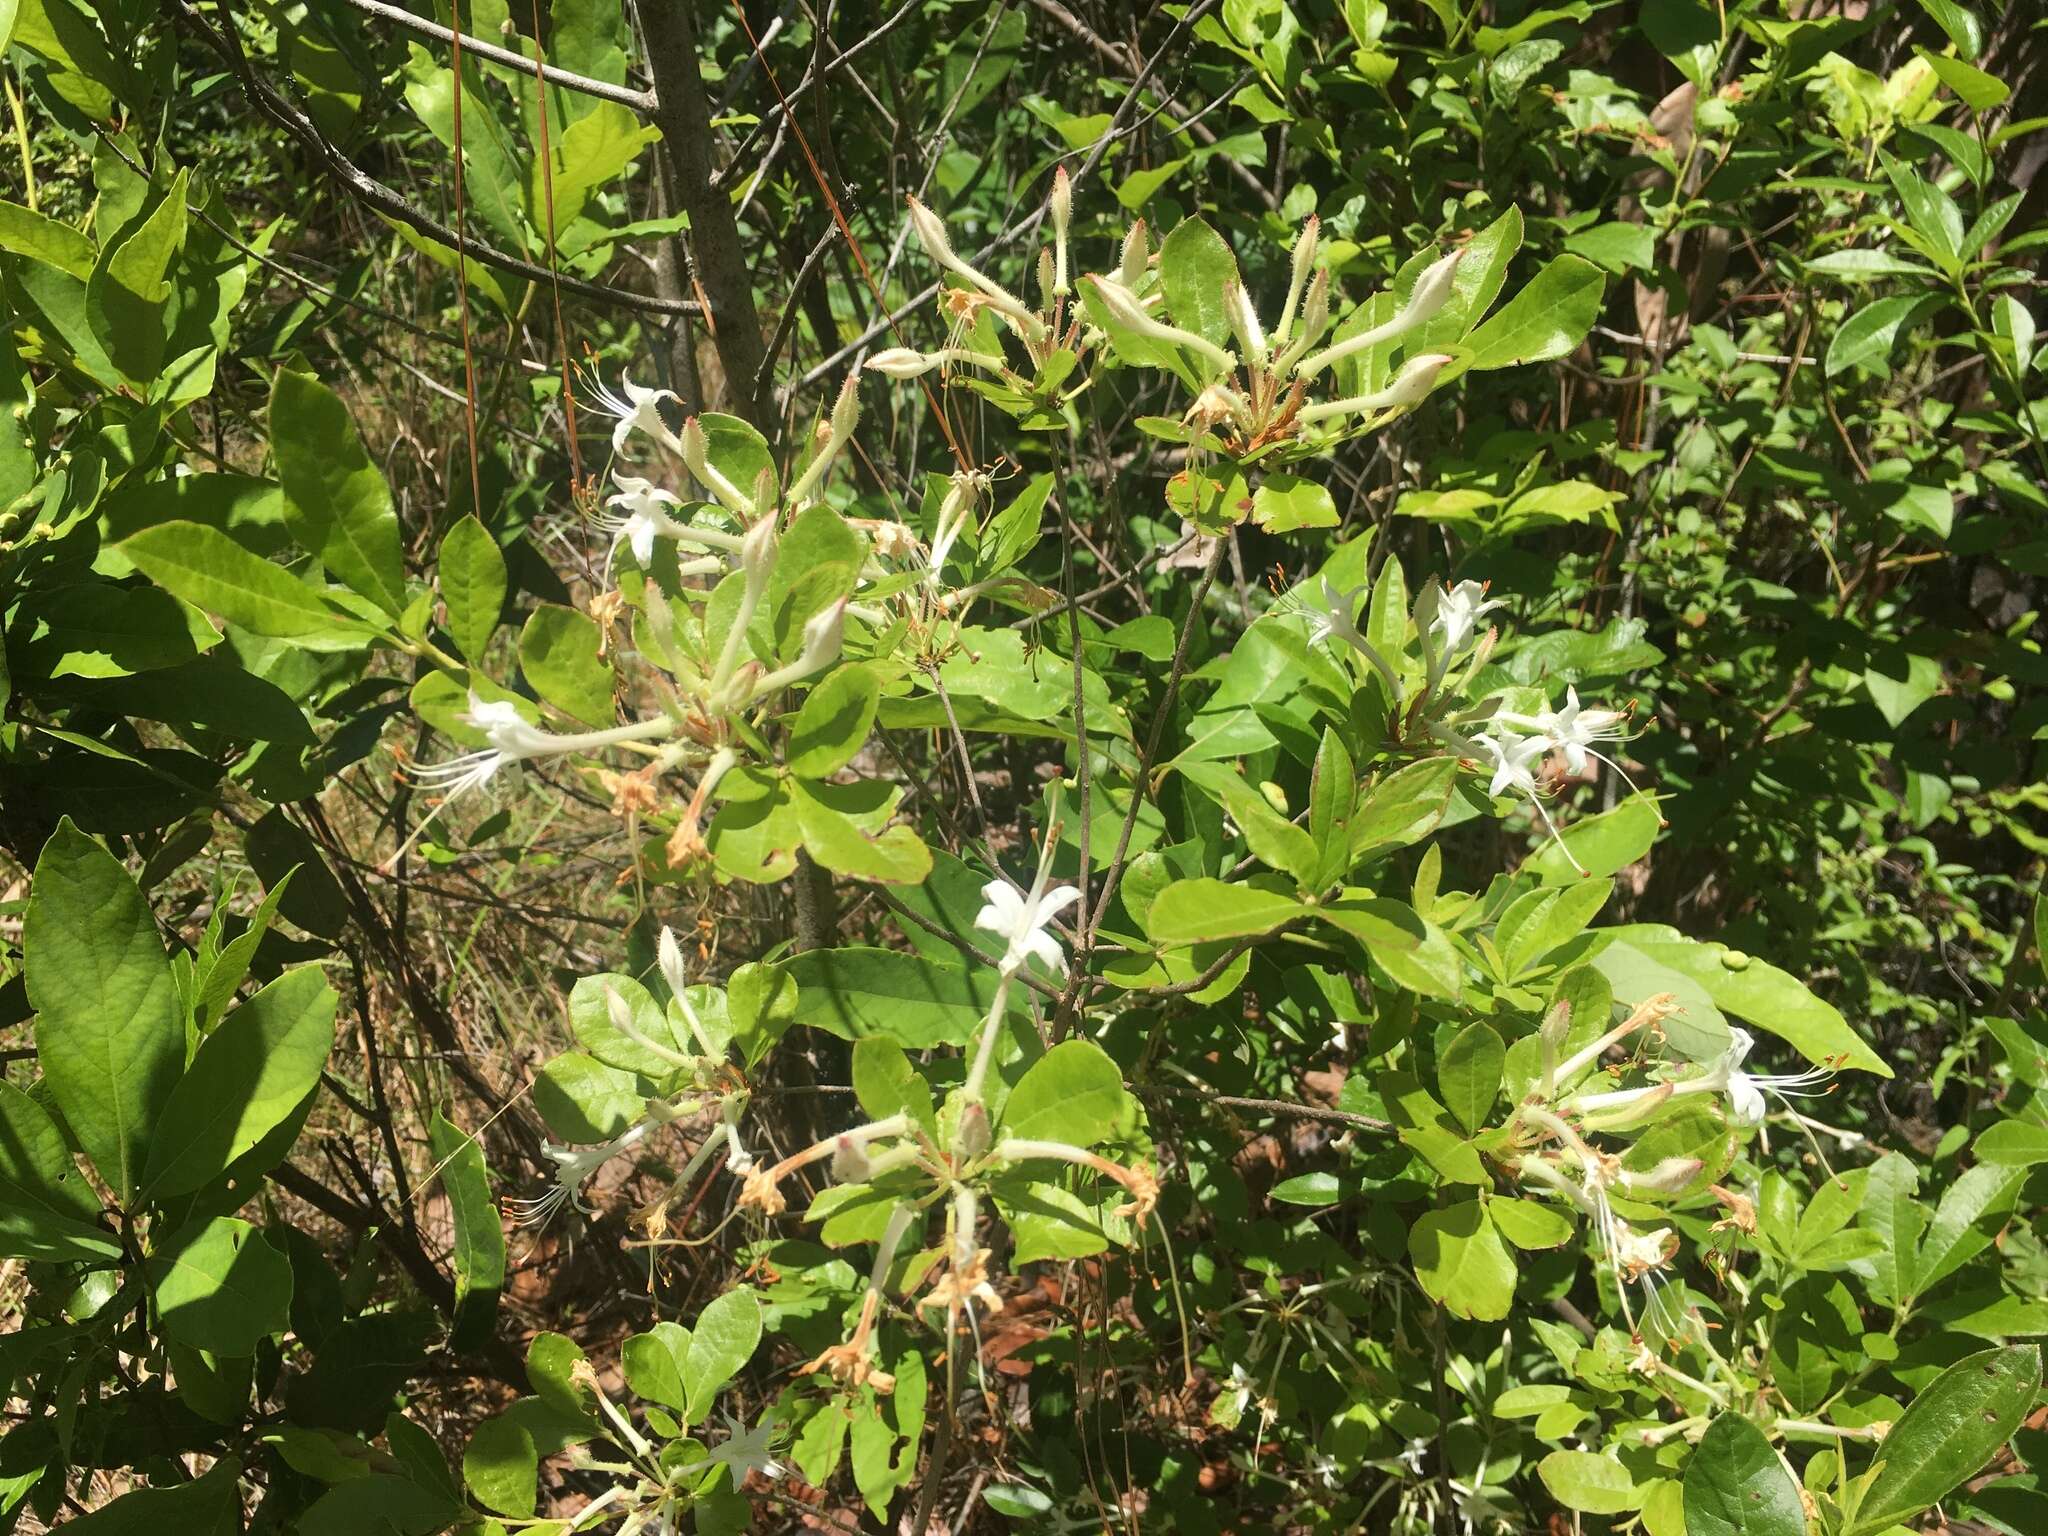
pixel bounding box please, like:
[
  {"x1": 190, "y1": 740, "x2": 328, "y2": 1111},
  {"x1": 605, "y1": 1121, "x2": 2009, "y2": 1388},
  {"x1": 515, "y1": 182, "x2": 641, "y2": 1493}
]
[{"x1": 339, "y1": 0, "x2": 656, "y2": 112}]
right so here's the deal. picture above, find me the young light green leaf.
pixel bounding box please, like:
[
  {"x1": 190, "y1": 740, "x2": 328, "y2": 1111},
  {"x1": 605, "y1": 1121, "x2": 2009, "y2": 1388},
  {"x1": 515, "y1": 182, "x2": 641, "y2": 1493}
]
[
  {"x1": 683, "y1": 1286, "x2": 762, "y2": 1426},
  {"x1": 1438, "y1": 1021, "x2": 1505, "y2": 1133},
  {"x1": 788, "y1": 664, "x2": 881, "y2": 779},
  {"x1": 1540, "y1": 1450, "x2": 1638, "y2": 1515},
  {"x1": 1410, "y1": 1201, "x2": 1515, "y2": 1319},
  {"x1": 519, "y1": 604, "x2": 614, "y2": 724},
  {"x1": 1000, "y1": 1039, "x2": 1130, "y2": 1149}
]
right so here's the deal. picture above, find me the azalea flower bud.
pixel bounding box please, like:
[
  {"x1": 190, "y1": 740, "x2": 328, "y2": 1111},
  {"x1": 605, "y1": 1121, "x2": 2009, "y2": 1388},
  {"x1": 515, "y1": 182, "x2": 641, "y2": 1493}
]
[
  {"x1": 740, "y1": 514, "x2": 779, "y2": 589},
  {"x1": 1296, "y1": 352, "x2": 1456, "y2": 425},
  {"x1": 1275, "y1": 215, "x2": 1320, "y2": 343},
  {"x1": 1087, "y1": 276, "x2": 1235, "y2": 375},
  {"x1": 658, "y1": 924, "x2": 691, "y2": 1004},
  {"x1": 904, "y1": 195, "x2": 1046, "y2": 341},
  {"x1": 1037, "y1": 246, "x2": 1056, "y2": 313},
  {"x1": 1223, "y1": 278, "x2": 1266, "y2": 359},
  {"x1": 1119, "y1": 219, "x2": 1149, "y2": 287},
  {"x1": 796, "y1": 600, "x2": 846, "y2": 673},
  {"x1": 1295, "y1": 249, "x2": 1465, "y2": 381},
  {"x1": 956, "y1": 1101, "x2": 991, "y2": 1159},
  {"x1": 1050, "y1": 166, "x2": 1072, "y2": 294},
  {"x1": 830, "y1": 370, "x2": 860, "y2": 441},
  {"x1": 906, "y1": 195, "x2": 957, "y2": 268},
  {"x1": 865, "y1": 347, "x2": 941, "y2": 378}
]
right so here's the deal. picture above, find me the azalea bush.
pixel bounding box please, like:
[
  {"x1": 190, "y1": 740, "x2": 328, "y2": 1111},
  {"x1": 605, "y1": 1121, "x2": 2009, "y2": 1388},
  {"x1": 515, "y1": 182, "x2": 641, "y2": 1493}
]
[{"x1": 1, "y1": 2, "x2": 2045, "y2": 1534}]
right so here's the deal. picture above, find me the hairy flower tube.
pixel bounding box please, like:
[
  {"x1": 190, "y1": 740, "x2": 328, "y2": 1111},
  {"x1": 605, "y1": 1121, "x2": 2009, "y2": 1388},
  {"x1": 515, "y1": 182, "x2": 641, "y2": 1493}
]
[{"x1": 407, "y1": 694, "x2": 679, "y2": 806}]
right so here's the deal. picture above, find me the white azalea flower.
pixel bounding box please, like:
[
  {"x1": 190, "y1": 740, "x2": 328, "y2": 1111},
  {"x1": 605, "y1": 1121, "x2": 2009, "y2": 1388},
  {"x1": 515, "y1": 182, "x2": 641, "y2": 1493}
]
[
  {"x1": 975, "y1": 871, "x2": 1081, "y2": 977},
  {"x1": 708, "y1": 1412, "x2": 785, "y2": 1483},
  {"x1": 1478, "y1": 728, "x2": 1548, "y2": 799},
  {"x1": 1433, "y1": 578, "x2": 1504, "y2": 658},
  {"x1": 1302, "y1": 577, "x2": 1405, "y2": 701},
  {"x1": 1305, "y1": 577, "x2": 1367, "y2": 650},
  {"x1": 589, "y1": 375, "x2": 681, "y2": 458},
  {"x1": 599, "y1": 474, "x2": 689, "y2": 572},
  {"x1": 1398, "y1": 1437, "x2": 1429, "y2": 1476},
  {"x1": 1527, "y1": 686, "x2": 1628, "y2": 777},
  {"x1": 507, "y1": 1121, "x2": 653, "y2": 1228}
]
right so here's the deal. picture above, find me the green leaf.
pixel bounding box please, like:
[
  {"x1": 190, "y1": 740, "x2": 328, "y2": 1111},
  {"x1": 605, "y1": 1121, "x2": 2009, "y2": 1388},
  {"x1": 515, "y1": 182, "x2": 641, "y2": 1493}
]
[
  {"x1": 1973, "y1": 1120, "x2": 2048, "y2": 1165},
  {"x1": 148, "y1": 1215, "x2": 294, "y2": 1356},
  {"x1": 0, "y1": 1080, "x2": 121, "y2": 1262},
  {"x1": 622, "y1": 1322, "x2": 691, "y2": 1412},
  {"x1": 1498, "y1": 878, "x2": 1613, "y2": 977},
  {"x1": 1846, "y1": 1345, "x2": 2042, "y2": 1535},
  {"x1": 1917, "y1": 48, "x2": 2008, "y2": 110},
  {"x1": 1563, "y1": 221, "x2": 1656, "y2": 273},
  {"x1": 1438, "y1": 1021, "x2": 1504, "y2": 1133},
  {"x1": 1523, "y1": 792, "x2": 1661, "y2": 883},
  {"x1": 532, "y1": 1050, "x2": 659, "y2": 1143},
  {"x1": 568, "y1": 973, "x2": 688, "y2": 1080},
  {"x1": 788, "y1": 664, "x2": 881, "y2": 778},
  {"x1": 1540, "y1": 1450, "x2": 1638, "y2": 1515},
  {"x1": 1157, "y1": 215, "x2": 1240, "y2": 352},
  {"x1": 1465, "y1": 255, "x2": 1605, "y2": 370},
  {"x1": 1489, "y1": 1197, "x2": 1576, "y2": 1250},
  {"x1": 999, "y1": 1040, "x2": 1130, "y2": 1150},
  {"x1": 11, "y1": 582, "x2": 219, "y2": 680},
  {"x1": 776, "y1": 947, "x2": 1005, "y2": 1049},
  {"x1": 790, "y1": 781, "x2": 933, "y2": 883},
  {"x1": 1914, "y1": 0, "x2": 1981, "y2": 55},
  {"x1": 1321, "y1": 895, "x2": 1463, "y2": 999},
  {"x1": 86, "y1": 169, "x2": 187, "y2": 386},
  {"x1": 120, "y1": 520, "x2": 356, "y2": 644},
  {"x1": 1600, "y1": 924, "x2": 1889, "y2": 1076},
  {"x1": 1351, "y1": 757, "x2": 1459, "y2": 861},
  {"x1": 683, "y1": 1287, "x2": 761, "y2": 1426},
  {"x1": 519, "y1": 604, "x2": 613, "y2": 724},
  {"x1": 24, "y1": 818, "x2": 182, "y2": 1202},
  {"x1": 1251, "y1": 475, "x2": 1338, "y2": 533},
  {"x1": 1178, "y1": 763, "x2": 1319, "y2": 887},
  {"x1": 429, "y1": 1112, "x2": 506, "y2": 1353},
  {"x1": 438, "y1": 515, "x2": 506, "y2": 662},
  {"x1": 142, "y1": 966, "x2": 338, "y2": 1198},
  {"x1": 1147, "y1": 878, "x2": 1304, "y2": 944},
  {"x1": 1826, "y1": 293, "x2": 1934, "y2": 376},
  {"x1": 851, "y1": 1039, "x2": 937, "y2": 1134},
  {"x1": 272, "y1": 369, "x2": 406, "y2": 616},
  {"x1": 1916, "y1": 1162, "x2": 2027, "y2": 1293},
  {"x1": 1409, "y1": 1200, "x2": 1515, "y2": 1319},
  {"x1": 1416, "y1": 204, "x2": 1523, "y2": 347},
  {"x1": 1683, "y1": 1413, "x2": 1805, "y2": 1536},
  {"x1": 1863, "y1": 650, "x2": 1942, "y2": 727},
  {"x1": 1003, "y1": 1180, "x2": 1123, "y2": 1261},
  {"x1": 54, "y1": 1458, "x2": 242, "y2": 1535}
]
